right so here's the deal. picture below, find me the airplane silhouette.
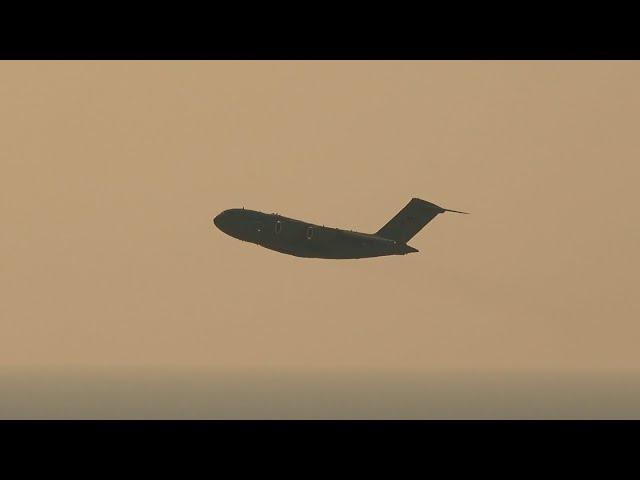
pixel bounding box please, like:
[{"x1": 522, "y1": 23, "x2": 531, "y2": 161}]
[{"x1": 213, "y1": 197, "x2": 468, "y2": 259}]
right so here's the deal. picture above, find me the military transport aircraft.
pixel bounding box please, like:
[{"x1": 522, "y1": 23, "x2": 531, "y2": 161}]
[{"x1": 213, "y1": 197, "x2": 468, "y2": 259}]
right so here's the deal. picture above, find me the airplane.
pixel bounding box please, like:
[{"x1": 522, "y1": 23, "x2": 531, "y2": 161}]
[{"x1": 213, "y1": 197, "x2": 468, "y2": 259}]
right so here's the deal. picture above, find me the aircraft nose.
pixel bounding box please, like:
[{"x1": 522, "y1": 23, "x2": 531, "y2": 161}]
[
  {"x1": 213, "y1": 210, "x2": 233, "y2": 231},
  {"x1": 213, "y1": 212, "x2": 224, "y2": 229}
]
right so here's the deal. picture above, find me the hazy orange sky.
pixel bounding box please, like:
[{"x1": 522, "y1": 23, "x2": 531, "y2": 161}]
[{"x1": 2, "y1": 61, "x2": 639, "y2": 372}]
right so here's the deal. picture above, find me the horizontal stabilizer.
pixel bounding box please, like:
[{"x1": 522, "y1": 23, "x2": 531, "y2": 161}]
[{"x1": 443, "y1": 208, "x2": 470, "y2": 214}]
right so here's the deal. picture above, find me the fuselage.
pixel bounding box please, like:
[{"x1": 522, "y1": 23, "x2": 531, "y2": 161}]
[{"x1": 213, "y1": 208, "x2": 418, "y2": 259}]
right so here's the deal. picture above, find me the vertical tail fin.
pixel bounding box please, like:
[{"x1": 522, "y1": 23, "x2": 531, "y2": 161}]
[{"x1": 376, "y1": 197, "x2": 468, "y2": 243}]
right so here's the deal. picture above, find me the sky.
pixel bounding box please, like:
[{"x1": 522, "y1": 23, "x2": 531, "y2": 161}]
[{"x1": 2, "y1": 61, "x2": 639, "y2": 376}]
